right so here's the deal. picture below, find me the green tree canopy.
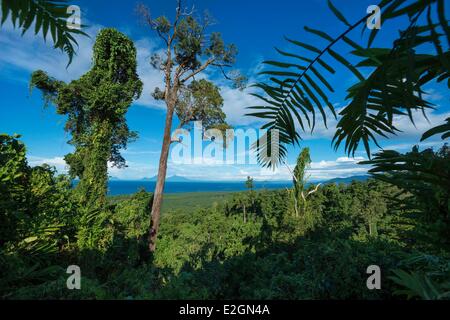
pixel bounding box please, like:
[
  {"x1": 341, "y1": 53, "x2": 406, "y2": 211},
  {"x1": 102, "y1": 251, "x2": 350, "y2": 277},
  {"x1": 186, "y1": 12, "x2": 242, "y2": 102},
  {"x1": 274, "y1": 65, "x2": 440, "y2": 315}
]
[
  {"x1": 30, "y1": 28, "x2": 142, "y2": 211},
  {"x1": 137, "y1": 1, "x2": 244, "y2": 251},
  {"x1": 176, "y1": 79, "x2": 227, "y2": 130}
]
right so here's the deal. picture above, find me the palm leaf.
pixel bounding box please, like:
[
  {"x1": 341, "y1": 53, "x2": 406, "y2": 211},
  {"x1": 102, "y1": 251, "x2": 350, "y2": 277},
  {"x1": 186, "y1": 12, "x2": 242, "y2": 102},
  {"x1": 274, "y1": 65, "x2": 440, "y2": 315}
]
[
  {"x1": 421, "y1": 118, "x2": 450, "y2": 141},
  {"x1": 0, "y1": 0, "x2": 89, "y2": 66}
]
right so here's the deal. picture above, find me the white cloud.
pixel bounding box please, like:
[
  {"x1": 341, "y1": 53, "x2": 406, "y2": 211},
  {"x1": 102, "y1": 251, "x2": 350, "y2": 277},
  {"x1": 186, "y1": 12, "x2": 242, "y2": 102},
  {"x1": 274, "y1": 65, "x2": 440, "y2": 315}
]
[
  {"x1": 27, "y1": 152, "x2": 368, "y2": 182},
  {"x1": 0, "y1": 20, "x2": 166, "y2": 109},
  {"x1": 295, "y1": 104, "x2": 450, "y2": 143},
  {"x1": 6, "y1": 20, "x2": 446, "y2": 137},
  {"x1": 108, "y1": 160, "x2": 156, "y2": 180},
  {"x1": 221, "y1": 85, "x2": 264, "y2": 126},
  {"x1": 238, "y1": 88, "x2": 450, "y2": 144},
  {"x1": 0, "y1": 19, "x2": 271, "y2": 123},
  {"x1": 0, "y1": 20, "x2": 97, "y2": 82},
  {"x1": 423, "y1": 88, "x2": 445, "y2": 102},
  {"x1": 121, "y1": 149, "x2": 161, "y2": 155},
  {"x1": 7, "y1": 17, "x2": 447, "y2": 184},
  {"x1": 392, "y1": 110, "x2": 450, "y2": 140},
  {"x1": 28, "y1": 156, "x2": 68, "y2": 173},
  {"x1": 307, "y1": 156, "x2": 368, "y2": 181},
  {"x1": 27, "y1": 154, "x2": 157, "y2": 180},
  {"x1": 165, "y1": 155, "x2": 369, "y2": 182},
  {"x1": 381, "y1": 140, "x2": 446, "y2": 151},
  {"x1": 133, "y1": 38, "x2": 166, "y2": 108},
  {"x1": 300, "y1": 106, "x2": 340, "y2": 140}
]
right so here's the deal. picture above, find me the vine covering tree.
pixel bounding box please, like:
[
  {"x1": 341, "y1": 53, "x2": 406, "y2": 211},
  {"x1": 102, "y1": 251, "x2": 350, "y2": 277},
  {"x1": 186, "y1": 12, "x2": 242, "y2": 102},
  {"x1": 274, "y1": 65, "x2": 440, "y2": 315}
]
[{"x1": 30, "y1": 28, "x2": 142, "y2": 247}]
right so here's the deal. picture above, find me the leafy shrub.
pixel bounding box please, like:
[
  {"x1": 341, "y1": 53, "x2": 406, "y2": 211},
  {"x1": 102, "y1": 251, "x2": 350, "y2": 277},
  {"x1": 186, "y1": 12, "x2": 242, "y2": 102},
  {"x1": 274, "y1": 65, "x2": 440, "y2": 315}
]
[{"x1": 1, "y1": 134, "x2": 449, "y2": 299}]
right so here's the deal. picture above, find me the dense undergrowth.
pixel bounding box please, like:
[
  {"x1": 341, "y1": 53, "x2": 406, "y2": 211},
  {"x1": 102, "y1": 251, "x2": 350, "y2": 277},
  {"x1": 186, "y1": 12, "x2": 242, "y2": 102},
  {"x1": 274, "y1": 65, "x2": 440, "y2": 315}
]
[{"x1": 1, "y1": 134, "x2": 449, "y2": 299}]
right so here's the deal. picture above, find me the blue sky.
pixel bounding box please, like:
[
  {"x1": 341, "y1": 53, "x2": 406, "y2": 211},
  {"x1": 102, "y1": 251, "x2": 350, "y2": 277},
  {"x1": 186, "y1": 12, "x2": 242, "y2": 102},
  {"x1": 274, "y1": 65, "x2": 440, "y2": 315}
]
[{"x1": 0, "y1": 0, "x2": 448, "y2": 181}]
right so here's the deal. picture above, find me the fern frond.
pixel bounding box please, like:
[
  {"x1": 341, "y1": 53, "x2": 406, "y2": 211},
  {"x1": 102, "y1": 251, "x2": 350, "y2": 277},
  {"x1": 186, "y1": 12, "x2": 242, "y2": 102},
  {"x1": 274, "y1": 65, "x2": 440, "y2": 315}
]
[
  {"x1": 248, "y1": 0, "x2": 449, "y2": 166},
  {"x1": 0, "y1": 0, "x2": 89, "y2": 66}
]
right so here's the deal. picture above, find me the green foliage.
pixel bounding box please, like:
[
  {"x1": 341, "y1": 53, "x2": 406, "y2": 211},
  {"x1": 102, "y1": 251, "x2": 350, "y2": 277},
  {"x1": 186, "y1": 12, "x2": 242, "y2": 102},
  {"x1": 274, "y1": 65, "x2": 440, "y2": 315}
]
[
  {"x1": 30, "y1": 28, "x2": 142, "y2": 247},
  {"x1": 0, "y1": 134, "x2": 76, "y2": 249},
  {"x1": 0, "y1": 134, "x2": 29, "y2": 245},
  {"x1": 210, "y1": 238, "x2": 401, "y2": 300},
  {"x1": 174, "y1": 15, "x2": 206, "y2": 70},
  {"x1": 1, "y1": 137, "x2": 449, "y2": 300},
  {"x1": 244, "y1": 1, "x2": 449, "y2": 294},
  {"x1": 3, "y1": 1, "x2": 450, "y2": 301},
  {"x1": 1, "y1": 145, "x2": 448, "y2": 300},
  {"x1": 176, "y1": 79, "x2": 228, "y2": 130},
  {"x1": 289, "y1": 148, "x2": 312, "y2": 216},
  {"x1": 244, "y1": 176, "x2": 253, "y2": 190},
  {"x1": 137, "y1": 2, "x2": 245, "y2": 252},
  {"x1": 136, "y1": 2, "x2": 244, "y2": 95},
  {"x1": 0, "y1": 135, "x2": 79, "y2": 298},
  {"x1": 242, "y1": 0, "x2": 449, "y2": 297},
  {"x1": 144, "y1": 184, "x2": 407, "y2": 299},
  {"x1": 333, "y1": 42, "x2": 447, "y2": 156},
  {"x1": 0, "y1": 0, "x2": 89, "y2": 66},
  {"x1": 421, "y1": 117, "x2": 450, "y2": 141},
  {"x1": 112, "y1": 190, "x2": 152, "y2": 240},
  {"x1": 248, "y1": 0, "x2": 449, "y2": 166},
  {"x1": 390, "y1": 253, "x2": 450, "y2": 300},
  {"x1": 166, "y1": 13, "x2": 237, "y2": 73},
  {"x1": 362, "y1": 144, "x2": 450, "y2": 250},
  {"x1": 154, "y1": 206, "x2": 262, "y2": 274}
]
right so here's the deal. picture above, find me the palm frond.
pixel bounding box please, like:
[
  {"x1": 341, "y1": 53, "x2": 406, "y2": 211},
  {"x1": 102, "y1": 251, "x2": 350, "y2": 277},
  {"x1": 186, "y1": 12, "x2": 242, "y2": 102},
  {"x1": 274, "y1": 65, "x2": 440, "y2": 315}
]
[
  {"x1": 247, "y1": 3, "x2": 370, "y2": 167},
  {"x1": 248, "y1": 0, "x2": 449, "y2": 167},
  {"x1": 361, "y1": 146, "x2": 450, "y2": 191},
  {"x1": 0, "y1": 0, "x2": 89, "y2": 66},
  {"x1": 389, "y1": 269, "x2": 442, "y2": 299},
  {"x1": 389, "y1": 252, "x2": 450, "y2": 300},
  {"x1": 421, "y1": 117, "x2": 450, "y2": 141}
]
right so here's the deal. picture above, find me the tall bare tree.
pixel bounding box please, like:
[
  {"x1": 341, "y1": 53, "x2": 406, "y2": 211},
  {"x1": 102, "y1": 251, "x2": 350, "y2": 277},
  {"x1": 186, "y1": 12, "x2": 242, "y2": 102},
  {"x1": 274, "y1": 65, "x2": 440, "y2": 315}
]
[{"x1": 137, "y1": 1, "x2": 244, "y2": 251}]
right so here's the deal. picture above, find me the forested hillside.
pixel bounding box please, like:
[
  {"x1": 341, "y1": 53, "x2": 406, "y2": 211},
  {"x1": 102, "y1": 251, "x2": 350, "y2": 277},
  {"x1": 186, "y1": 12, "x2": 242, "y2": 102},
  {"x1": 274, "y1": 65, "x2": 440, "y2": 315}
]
[
  {"x1": 1, "y1": 0, "x2": 449, "y2": 300},
  {"x1": 1, "y1": 133, "x2": 449, "y2": 299}
]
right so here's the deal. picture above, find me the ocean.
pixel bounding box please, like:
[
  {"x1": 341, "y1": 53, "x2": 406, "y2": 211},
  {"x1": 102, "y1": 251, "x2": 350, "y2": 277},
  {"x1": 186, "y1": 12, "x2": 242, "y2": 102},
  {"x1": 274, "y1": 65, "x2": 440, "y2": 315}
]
[{"x1": 107, "y1": 180, "x2": 292, "y2": 195}]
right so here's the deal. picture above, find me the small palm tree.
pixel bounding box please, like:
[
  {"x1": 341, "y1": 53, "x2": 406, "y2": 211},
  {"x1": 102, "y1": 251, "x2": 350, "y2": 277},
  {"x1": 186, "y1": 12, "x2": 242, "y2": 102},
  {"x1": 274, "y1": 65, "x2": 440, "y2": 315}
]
[{"x1": 286, "y1": 148, "x2": 321, "y2": 218}]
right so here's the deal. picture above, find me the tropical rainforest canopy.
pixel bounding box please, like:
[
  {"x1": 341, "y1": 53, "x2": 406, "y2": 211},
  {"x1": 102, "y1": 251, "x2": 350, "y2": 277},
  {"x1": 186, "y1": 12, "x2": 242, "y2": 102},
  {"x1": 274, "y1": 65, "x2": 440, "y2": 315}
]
[{"x1": 0, "y1": 0, "x2": 449, "y2": 300}]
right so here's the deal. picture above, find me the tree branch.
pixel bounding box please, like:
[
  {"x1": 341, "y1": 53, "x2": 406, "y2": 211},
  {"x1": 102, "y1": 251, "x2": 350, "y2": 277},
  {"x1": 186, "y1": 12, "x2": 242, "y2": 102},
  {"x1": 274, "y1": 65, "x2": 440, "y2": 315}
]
[
  {"x1": 213, "y1": 64, "x2": 234, "y2": 81},
  {"x1": 180, "y1": 58, "x2": 215, "y2": 83},
  {"x1": 136, "y1": 4, "x2": 168, "y2": 46}
]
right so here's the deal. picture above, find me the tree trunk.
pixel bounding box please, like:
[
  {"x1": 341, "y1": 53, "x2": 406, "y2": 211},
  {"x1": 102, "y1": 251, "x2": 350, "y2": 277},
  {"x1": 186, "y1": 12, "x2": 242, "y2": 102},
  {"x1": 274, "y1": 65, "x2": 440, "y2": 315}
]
[
  {"x1": 76, "y1": 120, "x2": 111, "y2": 210},
  {"x1": 148, "y1": 102, "x2": 175, "y2": 252}
]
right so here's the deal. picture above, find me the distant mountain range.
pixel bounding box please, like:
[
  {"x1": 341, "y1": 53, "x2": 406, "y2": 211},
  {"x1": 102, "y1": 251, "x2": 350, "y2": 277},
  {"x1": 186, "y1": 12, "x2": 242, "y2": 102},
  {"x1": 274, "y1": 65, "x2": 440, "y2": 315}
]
[
  {"x1": 263, "y1": 175, "x2": 369, "y2": 185},
  {"x1": 105, "y1": 175, "x2": 371, "y2": 195},
  {"x1": 321, "y1": 175, "x2": 369, "y2": 184}
]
